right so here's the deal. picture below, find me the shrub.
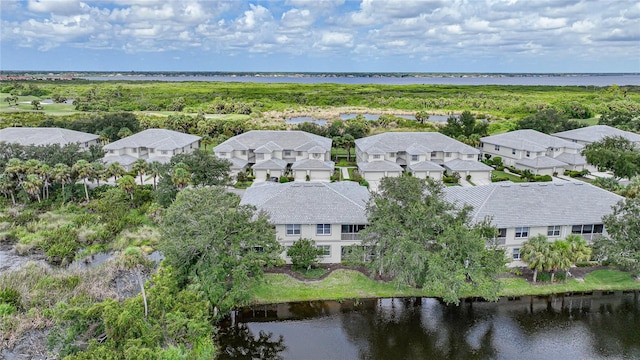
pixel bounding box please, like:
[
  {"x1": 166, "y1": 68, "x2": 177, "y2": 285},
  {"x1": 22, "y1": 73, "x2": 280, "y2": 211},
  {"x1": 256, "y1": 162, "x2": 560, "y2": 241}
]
[
  {"x1": 279, "y1": 176, "x2": 289, "y2": 183},
  {"x1": 0, "y1": 286, "x2": 22, "y2": 310},
  {"x1": 537, "y1": 272, "x2": 552, "y2": 283},
  {"x1": 287, "y1": 238, "x2": 323, "y2": 270}
]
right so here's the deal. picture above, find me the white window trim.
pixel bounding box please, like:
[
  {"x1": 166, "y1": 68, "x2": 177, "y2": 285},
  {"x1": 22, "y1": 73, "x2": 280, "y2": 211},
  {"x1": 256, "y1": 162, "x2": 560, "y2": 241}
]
[
  {"x1": 316, "y1": 224, "x2": 331, "y2": 236},
  {"x1": 286, "y1": 224, "x2": 301, "y2": 236}
]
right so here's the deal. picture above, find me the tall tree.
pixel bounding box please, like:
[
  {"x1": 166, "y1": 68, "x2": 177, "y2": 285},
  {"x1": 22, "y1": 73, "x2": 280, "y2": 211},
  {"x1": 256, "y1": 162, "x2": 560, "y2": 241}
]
[
  {"x1": 171, "y1": 164, "x2": 191, "y2": 190},
  {"x1": 582, "y1": 136, "x2": 640, "y2": 179},
  {"x1": 106, "y1": 162, "x2": 126, "y2": 182},
  {"x1": 132, "y1": 159, "x2": 149, "y2": 186},
  {"x1": 520, "y1": 235, "x2": 552, "y2": 284},
  {"x1": 170, "y1": 149, "x2": 231, "y2": 187},
  {"x1": 358, "y1": 176, "x2": 505, "y2": 304},
  {"x1": 159, "y1": 187, "x2": 282, "y2": 318},
  {"x1": 72, "y1": 159, "x2": 94, "y2": 201},
  {"x1": 117, "y1": 175, "x2": 137, "y2": 200},
  {"x1": 0, "y1": 172, "x2": 17, "y2": 205},
  {"x1": 22, "y1": 174, "x2": 42, "y2": 203},
  {"x1": 52, "y1": 163, "x2": 71, "y2": 203},
  {"x1": 440, "y1": 111, "x2": 488, "y2": 139},
  {"x1": 594, "y1": 197, "x2": 640, "y2": 276}
]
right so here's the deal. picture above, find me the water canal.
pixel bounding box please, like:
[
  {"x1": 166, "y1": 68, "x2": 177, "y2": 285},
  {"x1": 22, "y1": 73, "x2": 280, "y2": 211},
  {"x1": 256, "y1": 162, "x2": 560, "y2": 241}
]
[{"x1": 217, "y1": 291, "x2": 640, "y2": 359}]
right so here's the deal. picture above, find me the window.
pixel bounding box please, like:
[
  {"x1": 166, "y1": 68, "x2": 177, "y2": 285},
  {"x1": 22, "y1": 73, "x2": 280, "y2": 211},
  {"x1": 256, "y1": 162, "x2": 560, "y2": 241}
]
[
  {"x1": 132, "y1": 148, "x2": 137, "y2": 153},
  {"x1": 313, "y1": 153, "x2": 321, "y2": 159},
  {"x1": 445, "y1": 152, "x2": 451, "y2": 158},
  {"x1": 149, "y1": 149, "x2": 155, "y2": 153},
  {"x1": 494, "y1": 145, "x2": 500, "y2": 151},
  {"x1": 257, "y1": 153, "x2": 264, "y2": 160},
  {"x1": 411, "y1": 155, "x2": 419, "y2": 161},
  {"x1": 547, "y1": 226, "x2": 561, "y2": 237},
  {"x1": 512, "y1": 248, "x2": 521, "y2": 260},
  {"x1": 161, "y1": 150, "x2": 168, "y2": 155},
  {"x1": 317, "y1": 245, "x2": 331, "y2": 257},
  {"x1": 497, "y1": 228, "x2": 507, "y2": 238},
  {"x1": 316, "y1": 224, "x2": 331, "y2": 235},
  {"x1": 241, "y1": 150, "x2": 247, "y2": 155},
  {"x1": 467, "y1": 154, "x2": 474, "y2": 159},
  {"x1": 109, "y1": 150, "x2": 114, "y2": 154},
  {"x1": 219, "y1": 152, "x2": 227, "y2": 157},
  {"x1": 373, "y1": 154, "x2": 381, "y2": 160},
  {"x1": 515, "y1": 227, "x2": 529, "y2": 238},
  {"x1": 431, "y1": 151, "x2": 437, "y2": 157},
  {"x1": 526, "y1": 151, "x2": 531, "y2": 157},
  {"x1": 284, "y1": 150, "x2": 292, "y2": 156},
  {"x1": 512, "y1": 149, "x2": 516, "y2": 155},
  {"x1": 572, "y1": 224, "x2": 604, "y2": 235},
  {"x1": 286, "y1": 224, "x2": 301, "y2": 236},
  {"x1": 297, "y1": 151, "x2": 302, "y2": 156},
  {"x1": 342, "y1": 224, "x2": 366, "y2": 233},
  {"x1": 389, "y1": 152, "x2": 395, "y2": 158}
]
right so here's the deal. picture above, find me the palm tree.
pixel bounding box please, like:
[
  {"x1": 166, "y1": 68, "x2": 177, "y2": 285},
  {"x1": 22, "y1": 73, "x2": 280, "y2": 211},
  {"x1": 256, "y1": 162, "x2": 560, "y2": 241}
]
[
  {"x1": 107, "y1": 162, "x2": 126, "y2": 182},
  {"x1": 566, "y1": 234, "x2": 592, "y2": 265},
  {"x1": 132, "y1": 159, "x2": 148, "y2": 186},
  {"x1": 549, "y1": 240, "x2": 573, "y2": 283},
  {"x1": 147, "y1": 161, "x2": 163, "y2": 190},
  {"x1": 72, "y1": 159, "x2": 94, "y2": 202},
  {"x1": 520, "y1": 234, "x2": 552, "y2": 283},
  {"x1": 91, "y1": 162, "x2": 106, "y2": 186},
  {"x1": 52, "y1": 163, "x2": 71, "y2": 204},
  {"x1": 0, "y1": 173, "x2": 17, "y2": 205},
  {"x1": 22, "y1": 174, "x2": 42, "y2": 203},
  {"x1": 117, "y1": 175, "x2": 137, "y2": 200},
  {"x1": 36, "y1": 163, "x2": 51, "y2": 200},
  {"x1": 5, "y1": 159, "x2": 25, "y2": 183},
  {"x1": 171, "y1": 163, "x2": 191, "y2": 190},
  {"x1": 342, "y1": 134, "x2": 355, "y2": 162}
]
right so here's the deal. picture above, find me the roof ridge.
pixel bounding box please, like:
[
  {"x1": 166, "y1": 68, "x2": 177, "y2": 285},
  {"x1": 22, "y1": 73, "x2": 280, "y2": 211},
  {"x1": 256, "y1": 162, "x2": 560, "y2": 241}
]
[{"x1": 472, "y1": 184, "x2": 499, "y2": 223}]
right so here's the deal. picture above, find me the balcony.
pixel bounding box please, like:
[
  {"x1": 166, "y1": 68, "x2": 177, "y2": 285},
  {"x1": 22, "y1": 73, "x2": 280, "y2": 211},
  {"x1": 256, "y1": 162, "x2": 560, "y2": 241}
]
[{"x1": 341, "y1": 233, "x2": 361, "y2": 241}]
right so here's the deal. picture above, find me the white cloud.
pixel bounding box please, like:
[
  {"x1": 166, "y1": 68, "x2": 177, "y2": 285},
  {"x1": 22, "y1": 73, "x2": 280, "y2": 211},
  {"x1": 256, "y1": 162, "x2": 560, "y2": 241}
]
[{"x1": 27, "y1": 0, "x2": 84, "y2": 15}]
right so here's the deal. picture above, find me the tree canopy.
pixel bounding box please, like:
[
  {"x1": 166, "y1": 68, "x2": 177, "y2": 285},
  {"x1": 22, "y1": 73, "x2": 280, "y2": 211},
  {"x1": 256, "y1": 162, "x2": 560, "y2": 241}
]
[
  {"x1": 595, "y1": 197, "x2": 640, "y2": 277},
  {"x1": 357, "y1": 175, "x2": 505, "y2": 304},
  {"x1": 582, "y1": 136, "x2": 640, "y2": 179},
  {"x1": 516, "y1": 108, "x2": 584, "y2": 134},
  {"x1": 439, "y1": 110, "x2": 489, "y2": 139},
  {"x1": 170, "y1": 149, "x2": 232, "y2": 187},
  {"x1": 159, "y1": 187, "x2": 283, "y2": 317}
]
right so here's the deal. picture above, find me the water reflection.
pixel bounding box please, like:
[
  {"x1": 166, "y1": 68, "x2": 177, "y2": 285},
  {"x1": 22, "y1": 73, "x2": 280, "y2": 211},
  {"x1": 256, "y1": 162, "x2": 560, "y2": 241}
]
[{"x1": 220, "y1": 292, "x2": 640, "y2": 360}]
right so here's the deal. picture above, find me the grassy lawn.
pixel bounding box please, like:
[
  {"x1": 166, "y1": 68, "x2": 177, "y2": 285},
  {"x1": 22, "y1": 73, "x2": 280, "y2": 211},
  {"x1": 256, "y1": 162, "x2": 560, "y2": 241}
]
[
  {"x1": 251, "y1": 269, "x2": 640, "y2": 305},
  {"x1": 492, "y1": 170, "x2": 524, "y2": 182},
  {"x1": 0, "y1": 92, "x2": 79, "y2": 116}
]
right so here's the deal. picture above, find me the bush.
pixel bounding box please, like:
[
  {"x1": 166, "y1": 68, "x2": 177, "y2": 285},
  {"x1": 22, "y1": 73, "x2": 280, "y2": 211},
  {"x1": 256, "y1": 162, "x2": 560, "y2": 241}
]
[
  {"x1": 279, "y1": 176, "x2": 289, "y2": 183},
  {"x1": 537, "y1": 272, "x2": 552, "y2": 283},
  {"x1": 287, "y1": 238, "x2": 323, "y2": 270},
  {"x1": 0, "y1": 286, "x2": 22, "y2": 310}
]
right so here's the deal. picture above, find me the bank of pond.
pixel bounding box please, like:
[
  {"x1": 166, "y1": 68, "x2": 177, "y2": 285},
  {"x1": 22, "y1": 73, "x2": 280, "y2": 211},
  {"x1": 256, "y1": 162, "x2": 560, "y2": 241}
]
[{"x1": 219, "y1": 291, "x2": 640, "y2": 359}]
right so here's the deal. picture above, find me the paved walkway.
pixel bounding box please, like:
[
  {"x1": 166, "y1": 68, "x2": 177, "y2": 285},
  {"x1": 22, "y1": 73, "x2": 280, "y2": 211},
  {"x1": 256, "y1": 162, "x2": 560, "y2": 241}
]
[{"x1": 340, "y1": 167, "x2": 350, "y2": 180}]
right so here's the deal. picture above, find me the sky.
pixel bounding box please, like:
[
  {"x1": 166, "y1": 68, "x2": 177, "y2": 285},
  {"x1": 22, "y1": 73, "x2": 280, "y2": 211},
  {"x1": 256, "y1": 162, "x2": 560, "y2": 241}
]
[{"x1": 1, "y1": 0, "x2": 639, "y2": 73}]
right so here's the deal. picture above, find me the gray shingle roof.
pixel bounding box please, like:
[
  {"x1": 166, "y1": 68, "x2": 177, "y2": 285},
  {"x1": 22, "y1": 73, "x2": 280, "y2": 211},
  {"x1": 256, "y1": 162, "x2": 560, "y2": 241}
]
[
  {"x1": 553, "y1": 125, "x2": 640, "y2": 144},
  {"x1": 103, "y1": 129, "x2": 200, "y2": 151},
  {"x1": 444, "y1": 182, "x2": 623, "y2": 228},
  {"x1": 252, "y1": 158, "x2": 288, "y2": 170},
  {"x1": 214, "y1": 130, "x2": 331, "y2": 153},
  {"x1": 444, "y1": 159, "x2": 493, "y2": 171},
  {"x1": 240, "y1": 181, "x2": 369, "y2": 224},
  {"x1": 516, "y1": 156, "x2": 567, "y2": 168},
  {"x1": 0, "y1": 127, "x2": 99, "y2": 146},
  {"x1": 407, "y1": 161, "x2": 445, "y2": 172},
  {"x1": 357, "y1": 160, "x2": 403, "y2": 172},
  {"x1": 481, "y1": 129, "x2": 583, "y2": 151},
  {"x1": 356, "y1": 132, "x2": 479, "y2": 155},
  {"x1": 291, "y1": 159, "x2": 335, "y2": 170},
  {"x1": 554, "y1": 152, "x2": 587, "y2": 165}
]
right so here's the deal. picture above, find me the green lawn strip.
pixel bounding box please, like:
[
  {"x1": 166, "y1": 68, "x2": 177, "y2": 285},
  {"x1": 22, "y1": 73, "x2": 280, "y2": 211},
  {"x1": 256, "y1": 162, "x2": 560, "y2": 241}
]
[
  {"x1": 251, "y1": 269, "x2": 640, "y2": 305},
  {"x1": 492, "y1": 170, "x2": 524, "y2": 182}
]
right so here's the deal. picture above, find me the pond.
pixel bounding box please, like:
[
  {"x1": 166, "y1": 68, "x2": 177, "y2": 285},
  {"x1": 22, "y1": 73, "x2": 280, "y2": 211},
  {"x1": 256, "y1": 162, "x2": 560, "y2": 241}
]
[
  {"x1": 217, "y1": 291, "x2": 640, "y2": 359},
  {"x1": 285, "y1": 117, "x2": 327, "y2": 126}
]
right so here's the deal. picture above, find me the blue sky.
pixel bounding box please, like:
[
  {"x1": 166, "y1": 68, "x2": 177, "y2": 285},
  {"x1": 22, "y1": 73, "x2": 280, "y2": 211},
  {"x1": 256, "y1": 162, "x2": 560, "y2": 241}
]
[{"x1": 1, "y1": 0, "x2": 639, "y2": 73}]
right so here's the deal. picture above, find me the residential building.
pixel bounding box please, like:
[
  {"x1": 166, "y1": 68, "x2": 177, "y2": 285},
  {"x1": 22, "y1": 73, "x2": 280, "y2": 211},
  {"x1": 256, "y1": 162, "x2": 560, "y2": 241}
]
[
  {"x1": 239, "y1": 181, "x2": 369, "y2": 264},
  {"x1": 102, "y1": 128, "x2": 200, "y2": 170},
  {"x1": 0, "y1": 127, "x2": 99, "y2": 149},
  {"x1": 480, "y1": 129, "x2": 587, "y2": 175},
  {"x1": 553, "y1": 125, "x2": 640, "y2": 147},
  {"x1": 355, "y1": 132, "x2": 491, "y2": 190},
  {"x1": 214, "y1": 130, "x2": 334, "y2": 182},
  {"x1": 444, "y1": 181, "x2": 624, "y2": 266}
]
